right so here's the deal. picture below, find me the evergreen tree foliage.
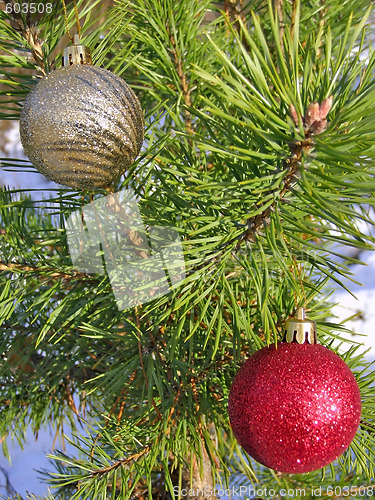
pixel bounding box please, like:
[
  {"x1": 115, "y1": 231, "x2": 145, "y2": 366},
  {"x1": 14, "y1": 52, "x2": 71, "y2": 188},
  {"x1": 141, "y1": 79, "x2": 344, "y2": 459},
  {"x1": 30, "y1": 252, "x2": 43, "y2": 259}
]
[{"x1": 1, "y1": 0, "x2": 375, "y2": 498}]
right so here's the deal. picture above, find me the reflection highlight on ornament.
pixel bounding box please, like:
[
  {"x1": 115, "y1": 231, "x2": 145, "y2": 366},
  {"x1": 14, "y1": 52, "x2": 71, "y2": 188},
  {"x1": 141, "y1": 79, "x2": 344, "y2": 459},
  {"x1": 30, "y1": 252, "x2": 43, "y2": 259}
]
[{"x1": 65, "y1": 188, "x2": 186, "y2": 310}]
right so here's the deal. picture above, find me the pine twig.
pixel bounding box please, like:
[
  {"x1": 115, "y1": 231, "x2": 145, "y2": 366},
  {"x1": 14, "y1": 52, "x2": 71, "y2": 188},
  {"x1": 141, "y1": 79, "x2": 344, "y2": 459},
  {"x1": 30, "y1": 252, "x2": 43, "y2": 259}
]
[
  {"x1": 190, "y1": 97, "x2": 333, "y2": 269},
  {"x1": 24, "y1": 26, "x2": 46, "y2": 74},
  {"x1": 224, "y1": 0, "x2": 250, "y2": 52},
  {"x1": 274, "y1": 0, "x2": 285, "y2": 52},
  {"x1": 241, "y1": 96, "x2": 333, "y2": 243},
  {"x1": 0, "y1": 260, "x2": 91, "y2": 281},
  {"x1": 290, "y1": 0, "x2": 298, "y2": 41},
  {"x1": 224, "y1": 0, "x2": 246, "y2": 26},
  {"x1": 90, "y1": 446, "x2": 151, "y2": 478},
  {"x1": 166, "y1": 23, "x2": 193, "y2": 134},
  {"x1": 135, "y1": 306, "x2": 163, "y2": 421},
  {"x1": 5, "y1": 0, "x2": 46, "y2": 74}
]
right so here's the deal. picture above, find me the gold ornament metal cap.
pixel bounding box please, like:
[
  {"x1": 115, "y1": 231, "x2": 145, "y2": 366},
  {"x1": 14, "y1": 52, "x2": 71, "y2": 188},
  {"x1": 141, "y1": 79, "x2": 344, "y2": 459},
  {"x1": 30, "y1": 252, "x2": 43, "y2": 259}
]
[
  {"x1": 282, "y1": 307, "x2": 317, "y2": 344},
  {"x1": 62, "y1": 34, "x2": 92, "y2": 66}
]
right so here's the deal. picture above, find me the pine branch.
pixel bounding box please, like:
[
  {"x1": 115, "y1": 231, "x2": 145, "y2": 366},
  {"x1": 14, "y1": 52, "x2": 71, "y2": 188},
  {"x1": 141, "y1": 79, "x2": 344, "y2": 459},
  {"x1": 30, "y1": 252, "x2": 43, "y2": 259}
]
[
  {"x1": 19, "y1": 25, "x2": 45, "y2": 74},
  {"x1": 90, "y1": 446, "x2": 151, "y2": 478},
  {"x1": 0, "y1": 260, "x2": 89, "y2": 281},
  {"x1": 2, "y1": 0, "x2": 46, "y2": 74},
  {"x1": 274, "y1": 0, "x2": 285, "y2": 52},
  {"x1": 166, "y1": 23, "x2": 193, "y2": 135},
  {"x1": 241, "y1": 96, "x2": 333, "y2": 242}
]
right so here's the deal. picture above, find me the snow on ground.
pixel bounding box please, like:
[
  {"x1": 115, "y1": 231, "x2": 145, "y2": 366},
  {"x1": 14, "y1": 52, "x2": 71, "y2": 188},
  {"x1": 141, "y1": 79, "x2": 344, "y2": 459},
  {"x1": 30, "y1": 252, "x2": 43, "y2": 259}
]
[{"x1": 330, "y1": 251, "x2": 375, "y2": 357}]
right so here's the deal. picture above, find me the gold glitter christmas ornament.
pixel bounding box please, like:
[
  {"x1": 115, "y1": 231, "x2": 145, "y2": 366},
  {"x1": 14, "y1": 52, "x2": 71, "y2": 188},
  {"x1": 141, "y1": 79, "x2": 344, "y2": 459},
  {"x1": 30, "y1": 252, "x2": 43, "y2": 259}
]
[{"x1": 20, "y1": 37, "x2": 144, "y2": 190}]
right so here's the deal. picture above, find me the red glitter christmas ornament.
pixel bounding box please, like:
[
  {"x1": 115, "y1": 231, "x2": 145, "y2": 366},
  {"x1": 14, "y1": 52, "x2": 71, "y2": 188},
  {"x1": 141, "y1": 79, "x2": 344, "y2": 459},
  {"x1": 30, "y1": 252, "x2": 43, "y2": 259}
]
[{"x1": 228, "y1": 308, "x2": 361, "y2": 474}]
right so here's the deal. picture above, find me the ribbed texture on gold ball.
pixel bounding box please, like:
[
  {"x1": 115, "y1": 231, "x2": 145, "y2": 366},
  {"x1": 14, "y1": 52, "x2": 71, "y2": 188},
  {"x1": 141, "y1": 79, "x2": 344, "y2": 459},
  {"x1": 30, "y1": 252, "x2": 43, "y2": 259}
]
[{"x1": 20, "y1": 65, "x2": 144, "y2": 189}]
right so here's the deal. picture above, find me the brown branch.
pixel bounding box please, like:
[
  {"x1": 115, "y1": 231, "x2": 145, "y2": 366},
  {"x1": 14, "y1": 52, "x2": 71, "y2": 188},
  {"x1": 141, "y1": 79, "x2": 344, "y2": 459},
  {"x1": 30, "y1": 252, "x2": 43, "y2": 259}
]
[
  {"x1": 0, "y1": 260, "x2": 91, "y2": 282},
  {"x1": 166, "y1": 24, "x2": 193, "y2": 134},
  {"x1": 290, "y1": 0, "x2": 298, "y2": 41},
  {"x1": 224, "y1": 0, "x2": 246, "y2": 25},
  {"x1": 274, "y1": 0, "x2": 285, "y2": 52},
  {"x1": 63, "y1": 375, "x2": 80, "y2": 418},
  {"x1": 224, "y1": 0, "x2": 250, "y2": 53},
  {"x1": 238, "y1": 97, "x2": 333, "y2": 244},
  {"x1": 90, "y1": 446, "x2": 151, "y2": 478},
  {"x1": 242, "y1": 135, "x2": 313, "y2": 242},
  {"x1": 89, "y1": 382, "x2": 132, "y2": 461},
  {"x1": 0, "y1": 399, "x2": 29, "y2": 407}
]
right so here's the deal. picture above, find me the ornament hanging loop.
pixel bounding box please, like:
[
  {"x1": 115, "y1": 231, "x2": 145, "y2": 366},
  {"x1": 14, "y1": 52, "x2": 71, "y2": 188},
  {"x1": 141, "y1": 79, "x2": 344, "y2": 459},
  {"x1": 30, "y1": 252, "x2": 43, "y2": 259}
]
[
  {"x1": 280, "y1": 233, "x2": 307, "y2": 311},
  {"x1": 291, "y1": 254, "x2": 307, "y2": 310},
  {"x1": 61, "y1": 0, "x2": 82, "y2": 43}
]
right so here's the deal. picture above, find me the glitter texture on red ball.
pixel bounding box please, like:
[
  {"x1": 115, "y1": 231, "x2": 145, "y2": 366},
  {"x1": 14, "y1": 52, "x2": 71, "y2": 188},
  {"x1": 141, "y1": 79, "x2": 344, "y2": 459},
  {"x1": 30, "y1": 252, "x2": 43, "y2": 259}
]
[{"x1": 228, "y1": 343, "x2": 361, "y2": 473}]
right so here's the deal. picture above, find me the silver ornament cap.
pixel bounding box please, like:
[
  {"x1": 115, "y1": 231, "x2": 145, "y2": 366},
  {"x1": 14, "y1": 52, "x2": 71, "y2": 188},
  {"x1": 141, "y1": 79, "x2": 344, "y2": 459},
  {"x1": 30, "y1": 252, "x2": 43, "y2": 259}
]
[
  {"x1": 62, "y1": 34, "x2": 92, "y2": 66},
  {"x1": 282, "y1": 307, "x2": 317, "y2": 344}
]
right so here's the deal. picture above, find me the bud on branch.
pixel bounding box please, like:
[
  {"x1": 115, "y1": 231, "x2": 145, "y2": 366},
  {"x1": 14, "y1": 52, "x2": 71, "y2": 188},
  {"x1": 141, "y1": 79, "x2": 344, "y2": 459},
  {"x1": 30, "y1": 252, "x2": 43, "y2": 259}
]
[{"x1": 290, "y1": 96, "x2": 333, "y2": 135}]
